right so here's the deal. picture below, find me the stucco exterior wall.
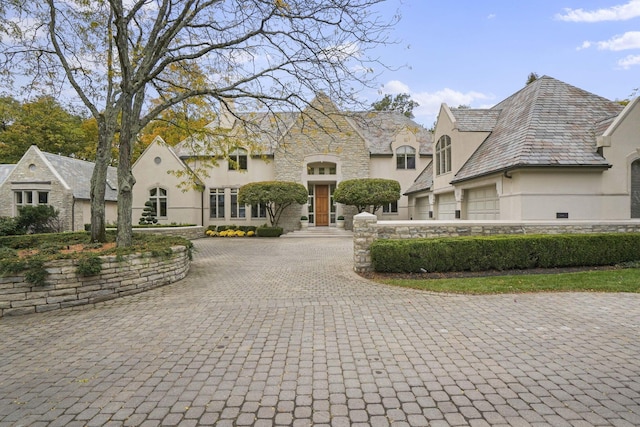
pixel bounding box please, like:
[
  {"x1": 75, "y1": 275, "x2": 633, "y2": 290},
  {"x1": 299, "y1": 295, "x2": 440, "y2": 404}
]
[{"x1": 132, "y1": 141, "x2": 202, "y2": 226}]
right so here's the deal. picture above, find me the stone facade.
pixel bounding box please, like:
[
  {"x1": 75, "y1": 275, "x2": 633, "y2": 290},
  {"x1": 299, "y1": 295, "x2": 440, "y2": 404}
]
[
  {"x1": 353, "y1": 214, "x2": 640, "y2": 272},
  {"x1": 0, "y1": 245, "x2": 190, "y2": 318}
]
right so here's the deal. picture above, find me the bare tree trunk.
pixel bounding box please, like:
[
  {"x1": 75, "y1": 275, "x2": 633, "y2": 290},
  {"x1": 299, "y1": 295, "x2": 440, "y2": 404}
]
[
  {"x1": 90, "y1": 118, "x2": 115, "y2": 242},
  {"x1": 116, "y1": 104, "x2": 135, "y2": 248}
]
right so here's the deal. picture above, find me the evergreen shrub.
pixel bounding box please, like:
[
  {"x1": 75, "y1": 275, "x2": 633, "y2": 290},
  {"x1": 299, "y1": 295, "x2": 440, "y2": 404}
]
[
  {"x1": 256, "y1": 226, "x2": 283, "y2": 237},
  {"x1": 370, "y1": 233, "x2": 640, "y2": 273}
]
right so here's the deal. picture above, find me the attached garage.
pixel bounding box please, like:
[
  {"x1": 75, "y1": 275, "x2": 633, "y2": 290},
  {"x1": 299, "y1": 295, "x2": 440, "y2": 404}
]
[
  {"x1": 436, "y1": 192, "x2": 456, "y2": 219},
  {"x1": 466, "y1": 186, "x2": 499, "y2": 220},
  {"x1": 414, "y1": 196, "x2": 430, "y2": 220}
]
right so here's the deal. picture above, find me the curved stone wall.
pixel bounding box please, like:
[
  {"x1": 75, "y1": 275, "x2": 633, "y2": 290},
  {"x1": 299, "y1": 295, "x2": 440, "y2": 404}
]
[{"x1": 0, "y1": 245, "x2": 190, "y2": 318}]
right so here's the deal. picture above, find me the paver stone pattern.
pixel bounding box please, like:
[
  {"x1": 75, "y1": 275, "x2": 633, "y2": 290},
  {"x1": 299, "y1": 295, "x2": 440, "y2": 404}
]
[{"x1": 1, "y1": 237, "x2": 640, "y2": 426}]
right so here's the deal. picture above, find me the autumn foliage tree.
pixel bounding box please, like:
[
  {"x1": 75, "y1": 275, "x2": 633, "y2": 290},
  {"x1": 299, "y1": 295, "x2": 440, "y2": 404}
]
[{"x1": 1, "y1": 0, "x2": 396, "y2": 247}]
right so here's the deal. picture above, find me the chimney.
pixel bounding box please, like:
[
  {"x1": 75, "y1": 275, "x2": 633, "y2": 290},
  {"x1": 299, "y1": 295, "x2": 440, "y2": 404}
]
[{"x1": 219, "y1": 98, "x2": 236, "y2": 129}]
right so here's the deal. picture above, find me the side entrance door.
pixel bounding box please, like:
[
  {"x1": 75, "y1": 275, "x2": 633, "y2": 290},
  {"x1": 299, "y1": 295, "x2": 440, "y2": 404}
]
[{"x1": 315, "y1": 185, "x2": 329, "y2": 226}]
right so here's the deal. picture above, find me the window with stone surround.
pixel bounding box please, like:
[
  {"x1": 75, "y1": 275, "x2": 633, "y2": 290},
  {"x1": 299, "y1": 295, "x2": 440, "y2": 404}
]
[
  {"x1": 228, "y1": 148, "x2": 248, "y2": 171},
  {"x1": 15, "y1": 190, "x2": 49, "y2": 209}
]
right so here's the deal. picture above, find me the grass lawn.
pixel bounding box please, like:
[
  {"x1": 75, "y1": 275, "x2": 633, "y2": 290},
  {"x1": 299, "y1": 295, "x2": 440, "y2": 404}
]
[{"x1": 374, "y1": 268, "x2": 640, "y2": 294}]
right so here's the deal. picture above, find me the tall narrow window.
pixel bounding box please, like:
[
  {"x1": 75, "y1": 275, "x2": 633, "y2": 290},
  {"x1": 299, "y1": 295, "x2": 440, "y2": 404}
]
[
  {"x1": 210, "y1": 188, "x2": 225, "y2": 218},
  {"x1": 230, "y1": 189, "x2": 246, "y2": 219},
  {"x1": 149, "y1": 187, "x2": 168, "y2": 217},
  {"x1": 228, "y1": 148, "x2": 248, "y2": 170},
  {"x1": 396, "y1": 146, "x2": 416, "y2": 169},
  {"x1": 251, "y1": 203, "x2": 267, "y2": 219},
  {"x1": 436, "y1": 135, "x2": 451, "y2": 175}
]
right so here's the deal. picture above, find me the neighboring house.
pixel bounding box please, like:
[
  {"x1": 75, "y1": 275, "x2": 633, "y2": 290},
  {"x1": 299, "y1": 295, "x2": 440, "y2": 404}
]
[
  {"x1": 406, "y1": 76, "x2": 640, "y2": 221},
  {"x1": 132, "y1": 94, "x2": 433, "y2": 230},
  {"x1": 0, "y1": 145, "x2": 118, "y2": 231}
]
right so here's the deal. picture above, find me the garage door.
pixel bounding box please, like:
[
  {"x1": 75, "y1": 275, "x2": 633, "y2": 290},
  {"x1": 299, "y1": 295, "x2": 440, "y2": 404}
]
[
  {"x1": 436, "y1": 192, "x2": 456, "y2": 220},
  {"x1": 466, "y1": 186, "x2": 499, "y2": 220},
  {"x1": 415, "y1": 196, "x2": 430, "y2": 220}
]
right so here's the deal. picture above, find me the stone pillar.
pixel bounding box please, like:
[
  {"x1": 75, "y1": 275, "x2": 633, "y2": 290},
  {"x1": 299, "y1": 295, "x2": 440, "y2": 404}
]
[{"x1": 353, "y1": 212, "x2": 378, "y2": 273}]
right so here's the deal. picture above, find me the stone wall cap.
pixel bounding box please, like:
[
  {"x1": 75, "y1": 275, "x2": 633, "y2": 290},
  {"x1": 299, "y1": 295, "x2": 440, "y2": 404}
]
[{"x1": 354, "y1": 212, "x2": 377, "y2": 219}]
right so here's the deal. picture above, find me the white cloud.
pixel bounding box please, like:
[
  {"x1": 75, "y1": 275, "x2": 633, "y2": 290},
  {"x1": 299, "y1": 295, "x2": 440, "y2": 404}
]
[
  {"x1": 618, "y1": 54, "x2": 640, "y2": 69},
  {"x1": 556, "y1": 0, "x2": 640, "y2": 22},
  {"x1": 595, "y1": 31, "x2": 640, "y2": 51},
  {"x1": 379, "y1": 80, "x2": 494, "y2": 126},
  {"x1": 577, "y1": 41, "x2": 592, "y2": 51},
  {"x1": 487, "y1": 14, "x2": 496, "y2": 20}
]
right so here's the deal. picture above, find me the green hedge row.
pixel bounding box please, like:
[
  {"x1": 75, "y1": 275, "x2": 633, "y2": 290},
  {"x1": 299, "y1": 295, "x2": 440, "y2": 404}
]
[
  {"x1": 256, "y1": 226, "x2": 283, "y2": 237},
  {"x1": 370, "y1": 233, "x2": 640, "y2": 273}
]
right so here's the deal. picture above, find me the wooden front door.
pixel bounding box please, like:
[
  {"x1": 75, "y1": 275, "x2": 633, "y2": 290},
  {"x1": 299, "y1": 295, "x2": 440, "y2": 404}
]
[{"x1": 315, "y1": 185, "x2": 329, "y2": 226}]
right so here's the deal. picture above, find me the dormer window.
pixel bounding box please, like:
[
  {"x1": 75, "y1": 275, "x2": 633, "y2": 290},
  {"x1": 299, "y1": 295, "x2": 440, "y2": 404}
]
[
  {"x1": 436, "y1": 135, "x2": 451, "y2": 175},
  {"x1": 229, "y1": 148, "x2": 248, "y2": 170},
  {"x1": 396, "y1": 145, "x2": 416, "y2": 169}
]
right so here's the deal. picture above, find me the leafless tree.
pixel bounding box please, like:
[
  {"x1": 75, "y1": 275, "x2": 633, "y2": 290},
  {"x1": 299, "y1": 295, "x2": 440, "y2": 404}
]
[{"x1": 0, "y1": 0, "x2": 397, "y2": 246}]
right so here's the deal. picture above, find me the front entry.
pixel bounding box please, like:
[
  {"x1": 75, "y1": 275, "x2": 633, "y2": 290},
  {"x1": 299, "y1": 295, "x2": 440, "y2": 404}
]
[{"x1": 315, "y1": 185, "x2": 329, "y2": 226}]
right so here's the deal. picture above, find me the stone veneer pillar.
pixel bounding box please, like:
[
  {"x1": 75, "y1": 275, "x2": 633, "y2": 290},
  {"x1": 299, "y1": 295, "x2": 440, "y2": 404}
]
[{"x1": 353, "y1": 212, "x2": 378, "y2": 273}]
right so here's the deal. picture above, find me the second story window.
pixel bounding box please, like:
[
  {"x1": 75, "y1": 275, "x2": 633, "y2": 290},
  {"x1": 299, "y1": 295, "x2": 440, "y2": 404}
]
[
  {"x1": 436, "y1": 135, "x2": 452, "y2": 175},
  {"x1": 396, "y1": 146, "x2": 416, "y2": 170},
  {"x1": 229, "y1": 148, "x2": 248, "y2": 171}
]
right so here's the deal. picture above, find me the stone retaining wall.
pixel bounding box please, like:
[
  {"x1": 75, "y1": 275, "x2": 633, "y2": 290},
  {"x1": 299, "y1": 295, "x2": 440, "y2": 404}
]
[
  {"x1": 353, "y1": 213, "x2": 640, "y2": 273},
  {"x1": 0, "y1": 245, "x2": 190, "y2": 318},
  {"x1": 125, "y1": 226, "x2": 205, "y2": 240}
]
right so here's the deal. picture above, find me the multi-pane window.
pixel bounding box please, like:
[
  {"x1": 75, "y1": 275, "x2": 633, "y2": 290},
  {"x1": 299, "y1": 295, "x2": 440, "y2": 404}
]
[
  {"x1": 15, "y1": 190, "x2": 48, "y2": 208},
  {"x1": 228, "y1": 148, "x2": 248, "y2": 170},
  {"x1": 396, "y1": 146, "x2": 416, "y2": 170},
  {"x1": 230, "y1": 189, "x2": 246, "y2": 219},
  {"x1": 436, "y1": 135, "x2": 452, "y2": 175},
  {"x1": 383, "y1": 201, "x2": 398, "y2": 213},
  {"x1": 210, "y1": 188, "x2": 225, "y2": 218},
  {"x1": 149, "y1": 187, "x2": 167, "y2": 217},
  {"x1": 251, "y1": 203, "x2": 267, "y2": 219}
]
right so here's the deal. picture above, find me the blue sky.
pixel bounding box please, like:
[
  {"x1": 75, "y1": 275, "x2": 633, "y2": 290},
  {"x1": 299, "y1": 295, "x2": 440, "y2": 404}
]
[{"x1": 366, "y1": 0, "x2": 640, "y2": 127}]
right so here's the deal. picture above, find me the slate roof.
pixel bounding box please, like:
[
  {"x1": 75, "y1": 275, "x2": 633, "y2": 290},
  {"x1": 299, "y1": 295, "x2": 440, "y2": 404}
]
[
  {"x1": 0, "y1": 164, "x2": 15, "y2": 185},
  {"x1": 450, "y1": 109, "x2": 501, "y2": 132},
  {"x1": 451, "y1": 76, "x2": 624, "y2": 183},
  {"x1": 404, "y1": 161, "x2": 433, "y2": 195},
  {"x1": 41, "y1": 151, "x2": 118, "y2": 201},
  {"x1": 347, "y1": 111, "x2": 432, "y2": 155},
  {"x1": 173, "y1": 102, "x2": 432, "y2": 157}
]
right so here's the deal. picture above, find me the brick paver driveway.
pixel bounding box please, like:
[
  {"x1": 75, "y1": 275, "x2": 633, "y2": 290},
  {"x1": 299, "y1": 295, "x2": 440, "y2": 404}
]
[{"x1": 2, "y1": 237, "x2": 640, "y2": 426}]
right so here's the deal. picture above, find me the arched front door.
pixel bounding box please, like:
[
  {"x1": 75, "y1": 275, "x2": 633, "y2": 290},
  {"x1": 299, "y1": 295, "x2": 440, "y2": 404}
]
[{"x1": 632, "y1": 160, "x2": 640, "y2": 218}]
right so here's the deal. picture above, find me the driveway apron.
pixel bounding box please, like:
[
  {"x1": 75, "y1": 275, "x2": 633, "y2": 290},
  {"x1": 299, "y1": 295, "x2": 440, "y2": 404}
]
[{"x1": 1, "y1": 237, "x2": 640, "y2": 426}]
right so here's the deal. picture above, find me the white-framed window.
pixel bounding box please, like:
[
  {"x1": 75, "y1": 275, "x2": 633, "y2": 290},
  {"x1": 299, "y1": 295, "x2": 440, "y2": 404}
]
[
  {"x1": 383, "y1": 201, "x2": 398, "y2": 213},
  {"x1": 228, "y1": 148, "x2": 248, "y2": 170},
  {"x1": 230, "y1": 189, "x2": 246, "y2": 219},
  {"x1": 436, "y1": 135, "x2": 452, "y2": 175},
  {"x1": 396, "y1": 145, "x2": 416, "y2": 170},
  {"x1": 149, "y1": 187, "x2": 167, "y2": 217},
  {"x1": 251, "y1": 203, "x2": 267, "y2": 219},
  {"x1": 210, "y1": 188, "x2": 225, "y2": 218}
]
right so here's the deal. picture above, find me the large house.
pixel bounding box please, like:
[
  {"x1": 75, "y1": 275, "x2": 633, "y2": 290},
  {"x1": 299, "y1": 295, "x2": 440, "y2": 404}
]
[
  {"x1": 0, "y1": 145, "x2": 118, "y2": 231},
  {"x1": 405, "y1": 76, "x2": 640, "y2": 221},
  {"x1": 132, "y1": 93, "x2": 433, "y2": 230}
]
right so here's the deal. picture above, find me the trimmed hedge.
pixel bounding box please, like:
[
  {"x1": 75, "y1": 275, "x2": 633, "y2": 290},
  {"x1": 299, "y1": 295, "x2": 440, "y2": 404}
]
[
  {"x1": 256, "y1": 226, "x2": 283, "y2": 237},
  {"x1": 370, "y1": 233, "x2": 640, "y2": 273}
]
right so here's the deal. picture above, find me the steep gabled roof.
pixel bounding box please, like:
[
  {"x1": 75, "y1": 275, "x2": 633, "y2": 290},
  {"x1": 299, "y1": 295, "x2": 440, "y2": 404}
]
[
  {"x1": 0, "y1": 164, "x2": 15, "y2": 185},
  {"x1": 40, "y1": 150, "x2": 118, "y2": 201},
  {"x1": 452, "y1": 76, "x2": 624, "y2": 183},
  {"x1": 450, "y1": 108, "x2": 501, "y2": 132},
  {"x1": 172, "y1": 98, "x2": 432, "y2": 157},
  {"x1": 404, "y1": 161, "x2": 433, "y2": 195}
]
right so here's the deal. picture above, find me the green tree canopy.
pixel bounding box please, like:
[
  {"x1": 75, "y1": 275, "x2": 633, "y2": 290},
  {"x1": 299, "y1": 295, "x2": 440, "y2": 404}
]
[
  {"x1": 333, "y1": 178, "x2": 401, "y2": 214},
  {"x1": 371, "y1": 93, "x2": 420, "y2": 118},
  {"x1": 0, "y1": 96, "x2": 91, "y2": 163},
  {"x1": 239, "y1": 181, "x2": 308, "y2": 227}
]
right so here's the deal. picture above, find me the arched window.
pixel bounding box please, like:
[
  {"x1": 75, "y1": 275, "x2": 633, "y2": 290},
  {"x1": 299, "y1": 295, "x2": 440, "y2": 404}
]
[
  {"x1": 396, "y1": 146, "x2": 416, "y2": 170},
  {"x1": 436, "y1": 135, "x2": 451, "y2": 175},
  {"x1": 149, "y1": 187, "x2": 167, "y2": 217},
  {"x1": 229, "y1": 148, "x2": 248, "y2": 170}
]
